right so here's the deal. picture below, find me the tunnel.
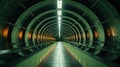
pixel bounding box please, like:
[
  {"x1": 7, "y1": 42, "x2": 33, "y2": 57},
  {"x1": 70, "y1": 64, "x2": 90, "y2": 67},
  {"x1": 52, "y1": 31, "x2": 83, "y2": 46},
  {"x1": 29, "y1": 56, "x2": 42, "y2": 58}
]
[{"x1": 0, "y1": 0, "x2": 120, "y2": 67}]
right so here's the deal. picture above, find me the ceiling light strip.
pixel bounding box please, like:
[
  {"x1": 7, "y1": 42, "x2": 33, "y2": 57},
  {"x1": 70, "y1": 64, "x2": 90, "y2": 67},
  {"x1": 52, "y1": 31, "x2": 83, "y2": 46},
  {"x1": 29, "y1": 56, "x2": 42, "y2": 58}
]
[{"x1": 57, "y1": 0, "x2": 62, "y2": 38}]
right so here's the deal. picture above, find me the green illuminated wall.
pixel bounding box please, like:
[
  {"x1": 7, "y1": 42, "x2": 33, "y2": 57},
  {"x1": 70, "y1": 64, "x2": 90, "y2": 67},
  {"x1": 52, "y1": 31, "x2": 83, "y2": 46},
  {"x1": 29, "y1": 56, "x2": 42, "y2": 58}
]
[
  {"x1": 15, "y1": 43, "x2": 56, "y2": 67},
  {"x1": 64, "y1": 42, "x2": 108, "y2": 67}
]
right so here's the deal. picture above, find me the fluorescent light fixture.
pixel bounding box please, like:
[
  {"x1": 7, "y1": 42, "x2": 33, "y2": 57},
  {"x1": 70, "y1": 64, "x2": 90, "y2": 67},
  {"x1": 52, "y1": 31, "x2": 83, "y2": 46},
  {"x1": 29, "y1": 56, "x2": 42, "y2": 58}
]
[
  {"x1": 58, "y1": 17, "x2": 61, "y2": 20},
  {"x1": 58, "y1": 22, "x2": 61, "y2": 27},
  {"x1": 57, "y1": 0, "x2": 62, "y2": 8},
  {"x1": 58, "y1": 21, "x2": 61, "y2": 24},
  {"x1": 57, "y1": 10, "x2": 62, "y2": 16},
  {"x1": 57, "y1": 0, "x2": 62, "y2": 38},
  {"x1": 58, "y1": 24, "x2": 61, "y2": 27},
  {"x1": 58, "y1": 22, "x2": 61, "y2": 38}
]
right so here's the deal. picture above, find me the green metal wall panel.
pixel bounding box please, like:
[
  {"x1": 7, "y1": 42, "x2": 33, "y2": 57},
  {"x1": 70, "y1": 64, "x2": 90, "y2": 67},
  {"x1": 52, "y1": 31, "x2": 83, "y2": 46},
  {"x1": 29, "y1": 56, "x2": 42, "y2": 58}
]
[
  {"x1": 15, "y1": 43, "x2": 56, "y2": 67},
  {"x1": 64, "y1": 42, "x2": 108, "y2": 67}
]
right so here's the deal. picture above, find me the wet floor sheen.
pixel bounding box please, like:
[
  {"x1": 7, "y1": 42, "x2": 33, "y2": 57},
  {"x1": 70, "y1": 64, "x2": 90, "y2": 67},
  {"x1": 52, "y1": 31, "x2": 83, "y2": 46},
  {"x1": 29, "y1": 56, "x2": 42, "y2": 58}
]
[{"x1": 38, "y1": 42, "x2": 82, "y2": 67}]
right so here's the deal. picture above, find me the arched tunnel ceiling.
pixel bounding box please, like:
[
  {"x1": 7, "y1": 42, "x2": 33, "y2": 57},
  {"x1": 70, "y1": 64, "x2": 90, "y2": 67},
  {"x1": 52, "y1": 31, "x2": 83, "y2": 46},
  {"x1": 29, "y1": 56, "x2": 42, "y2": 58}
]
[
  {"x1": 0, "y1": 0, "x2": 120, "y2": 65},
  {"x1": 11, "y1": 0, "x2": 106, "y2": 53}
]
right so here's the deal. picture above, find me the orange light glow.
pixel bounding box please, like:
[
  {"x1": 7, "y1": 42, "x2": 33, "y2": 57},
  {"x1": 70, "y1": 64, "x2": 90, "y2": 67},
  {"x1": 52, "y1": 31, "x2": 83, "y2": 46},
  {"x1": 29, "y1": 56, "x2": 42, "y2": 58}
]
[
  {"x1": 36, "y1": 35, "x2": 56, "y2": 41},
  {"x1": 107, "y1": 27, "x2": 117, "y2": 37},
  {"x1": 111, "y1": 27, "x2": 117, "y2": 36},
  {"x1": 94, "y1": 31, "x2": 99, "y2": 38},
  {"x1": 33, "y1": 34, "x2": 37, "y2": 39},
  {"x1": 75, "y1": 34, "x2": 78, "y2": 38},
  {"x1": 42, "y1": 35, "x2": 45, "y2": 40},
  {"x1": 27, "y1": 32, "x2": 32, "y2": 39},
  {"x1": 86, "y1": 32, "x2": 90, "y2": 38},
  {"x1": 81, "y1": 34, "x2": 85, "y2": 38},
  {"x1": 3, "y1": 26, "x2": 9, "y2": 38},
  {"x1": 37, "y1": 35, "x2": 40, "y2": 40},
  {"x1": 19, "y1": 30, "x2": 23, "y2": 39},
  {"x1": 39, "y1": 35, "x2": 42, "y2": 40}
]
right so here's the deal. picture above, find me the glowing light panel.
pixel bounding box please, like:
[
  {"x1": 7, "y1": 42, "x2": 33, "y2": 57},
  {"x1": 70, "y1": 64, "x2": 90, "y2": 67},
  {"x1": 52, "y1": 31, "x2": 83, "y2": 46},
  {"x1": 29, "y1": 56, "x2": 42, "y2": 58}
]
[
  {"x1": 57, "y1": 0, "x2": 62, "y2": 8},
  {"x1": 57, "y1": 0, "x2": 62, "y2": 38}
]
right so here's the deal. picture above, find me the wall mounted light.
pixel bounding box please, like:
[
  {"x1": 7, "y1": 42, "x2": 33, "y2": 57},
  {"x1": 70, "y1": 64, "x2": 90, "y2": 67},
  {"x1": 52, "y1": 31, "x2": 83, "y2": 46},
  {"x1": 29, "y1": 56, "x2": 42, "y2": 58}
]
[
  {"x1": 19, "y1": 30, "x2": 23, "y2": 39},
  {"x1": 3, "y1": 26, "x2": 9, "y2": 38}
]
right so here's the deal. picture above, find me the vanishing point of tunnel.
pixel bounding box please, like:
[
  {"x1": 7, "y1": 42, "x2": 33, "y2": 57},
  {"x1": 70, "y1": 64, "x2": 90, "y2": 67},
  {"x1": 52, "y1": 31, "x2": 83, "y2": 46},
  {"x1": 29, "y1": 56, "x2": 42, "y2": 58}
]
[{"x1": 0, "y1": 0, "x2": 120, "y2": 67}]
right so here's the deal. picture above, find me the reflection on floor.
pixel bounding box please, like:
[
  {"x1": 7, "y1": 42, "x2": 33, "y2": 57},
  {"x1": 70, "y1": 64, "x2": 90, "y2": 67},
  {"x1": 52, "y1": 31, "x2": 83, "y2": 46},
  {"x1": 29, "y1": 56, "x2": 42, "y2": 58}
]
[{"x1": 38, "y1": 42, "x2": 82, "y2": 67}]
